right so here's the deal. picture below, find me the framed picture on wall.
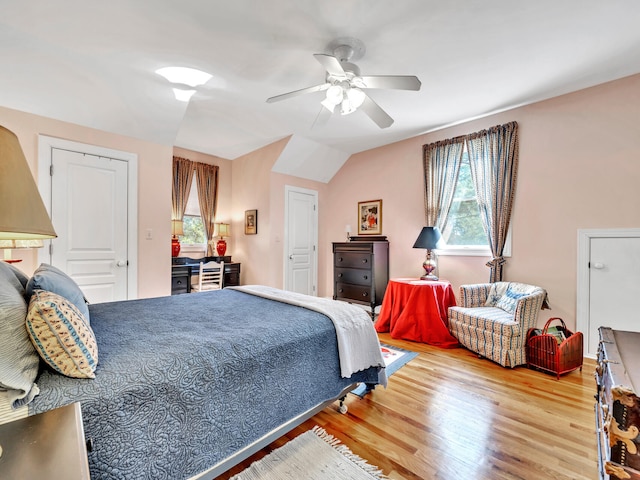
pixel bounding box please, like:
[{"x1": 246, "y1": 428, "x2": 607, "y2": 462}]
[
  {"x1": 357, "y1": 199, "x2": 382, "y2": 235},
  {"x1": 245, "y1": 209, "x2": 257, "y2": 235}
]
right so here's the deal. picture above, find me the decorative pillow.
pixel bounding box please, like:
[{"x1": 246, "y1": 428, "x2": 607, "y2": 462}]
[
  {"x1": 0, "y1": 263, "x2": 40, "y2": 408},
  {"x1": 26, "y1": 290, "x2": 98, "y2": 379},
  {"x1": 26, "y1": 263, "x2": 90, "y2": 324},
  {"x1": 484, "y1": 282, "x2": 508, "y2": 307},
  {"x1": 495, "y1": 283, "x2": 532, "y2": 314}
]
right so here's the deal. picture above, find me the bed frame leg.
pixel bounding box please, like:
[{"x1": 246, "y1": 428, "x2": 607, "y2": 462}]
[{"x1": 338, "y1": 395, "x2": 348, "y2": 414}]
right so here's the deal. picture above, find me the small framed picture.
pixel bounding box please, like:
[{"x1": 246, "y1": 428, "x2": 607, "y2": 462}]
[
  {"x1": 245, "y1": 209, "x2": 257, "y2": 235},
  {"x1": 357, "y1": 199, "x2": 382, "y2": 235}
]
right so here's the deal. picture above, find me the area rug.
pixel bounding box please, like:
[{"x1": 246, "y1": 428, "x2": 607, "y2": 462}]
[
  {"x1": 350, "y1": 343, "x2": 419, "y2": 397},
  {"x1": 230, "y1": 425, "x2": 387, "y2": 480}
]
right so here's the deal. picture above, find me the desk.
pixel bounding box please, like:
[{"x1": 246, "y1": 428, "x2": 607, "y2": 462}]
[
  {"x1": 375, "y1": 278, "x2": 458, "y2": 347},
  {"x1": 171, "y1": 256, "x2": 241, "y2": 294}
]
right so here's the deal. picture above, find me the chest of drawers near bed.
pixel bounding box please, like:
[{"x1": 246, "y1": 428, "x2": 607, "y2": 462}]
[
  {"x1": 595, "y1": 327, "x2": 640, "y2": 480},
  {"x1": 332, "y1": 239, "x2": 389, "y2": 314}
]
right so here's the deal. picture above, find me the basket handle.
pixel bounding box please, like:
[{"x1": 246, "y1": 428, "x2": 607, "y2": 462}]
[{"x1": 542, "y1": 317, "x2": 566, "y2": 334}]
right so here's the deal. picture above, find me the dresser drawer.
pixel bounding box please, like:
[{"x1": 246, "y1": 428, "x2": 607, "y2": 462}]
[
  {"x1": 335, "y1": 267, "x2": 372, "y2": 286},
  {"x1": 171, "y1": 272, "x2": 189, "y2": 294},
  {"x1": 335, "y1": 283, "x2": 372, "y2": 303},
  {"x1": 334, "y1": 252, "x2": 372, "y2": 269}
]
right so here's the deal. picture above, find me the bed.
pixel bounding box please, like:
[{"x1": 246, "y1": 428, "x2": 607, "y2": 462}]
[{"x1": 0, "y1": 262, "x2": 385, "y2": 480}]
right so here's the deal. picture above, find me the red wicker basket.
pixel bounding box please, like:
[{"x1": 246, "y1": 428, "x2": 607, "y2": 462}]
[{"x1": 526, "y1": 317, "x2": 583, "y2": 379}]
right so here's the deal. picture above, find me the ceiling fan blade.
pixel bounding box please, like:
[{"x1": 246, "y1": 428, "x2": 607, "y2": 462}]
[
  {"x1": 360, "y1": 94, "x2": 394, "y2": 129},
  {"x1": 359, "y1": 75, "x2": 421, "y2": 91},
  {"x1": 313, "y1": 54, "x2": 345, "y2": 77},
  {"x1": 266, "y1": 83, "x2": 330, "y2": 103}
]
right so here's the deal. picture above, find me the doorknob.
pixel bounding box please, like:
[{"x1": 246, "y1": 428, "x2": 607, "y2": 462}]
[
  {"x1": 289, "y1": 255, "x2": 293, "y2": 260},
  {"x1": 592, "y1": 262, "x2": 605, "y2": 269},
  {"x1": 116, "y1": 260, "x2": 128, "y2": 267}
]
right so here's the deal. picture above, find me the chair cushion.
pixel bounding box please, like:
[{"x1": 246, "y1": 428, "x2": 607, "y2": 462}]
[
  {"x1": 495, "y1": 283, "x2": 540, "y2": 314},
  {"x1": 26, "y1": 289, "x2": 98, "y2": 379},
  {"x1": 449, "y1": 306, "x2": 520, "y2": 337}
]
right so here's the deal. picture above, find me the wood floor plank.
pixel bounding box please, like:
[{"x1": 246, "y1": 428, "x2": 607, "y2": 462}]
[{"x1": 216, "y1": 333, "x2": 598, "y2": 479}]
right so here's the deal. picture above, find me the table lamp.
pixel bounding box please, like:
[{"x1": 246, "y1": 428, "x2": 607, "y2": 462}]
[
  {"x1": 0, "y1": 239, "x2": 45, "y2": 264},
  {"x1": 412, "y1": 226, "x2": 441, "y2": 280},
  {"x1": 0, "y1": 126, "x2": 57, "y2": 257},
  {"x1": 171, "y1": 220, "x2": 183, "y2": 257},
  {"x1": 215, "y1": 223, "x2": 230, "y2": 256}
]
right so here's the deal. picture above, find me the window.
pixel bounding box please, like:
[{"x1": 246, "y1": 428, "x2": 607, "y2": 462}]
[
  {"x1": 438, "y1": 150, "x2": 511, "y2": 256},
  {"x1": 181, "y1": 177, "x2": 206, "y2": 246}
]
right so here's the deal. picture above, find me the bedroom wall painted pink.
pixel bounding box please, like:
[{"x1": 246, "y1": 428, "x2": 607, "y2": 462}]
[{"x1": 323, "y1": 73, "x2": 640, "y2": 331}]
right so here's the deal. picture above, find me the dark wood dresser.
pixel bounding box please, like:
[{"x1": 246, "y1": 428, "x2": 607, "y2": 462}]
[
  {"x1": 596, "y1": 327, "x2": 640, "y2": 480},
  {"x1": 332, "y1": 237, "x2": 389, "y2": 316}
]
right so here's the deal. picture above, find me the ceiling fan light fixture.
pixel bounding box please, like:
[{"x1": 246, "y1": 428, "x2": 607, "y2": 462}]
[
  {"x1": 346, "y1": 87, "x2": 365, "y2": 109},
  {"x1": 325, "y1": 85, "x2": 344, "y2": 105},
  {"x1": 156, "y1": 66, "x2": 212, "y2": 87}
]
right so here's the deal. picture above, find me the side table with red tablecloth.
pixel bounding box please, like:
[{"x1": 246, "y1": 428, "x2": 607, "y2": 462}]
[{"x1": 375, "y1": 278, "x2": 459, "y2": 347}]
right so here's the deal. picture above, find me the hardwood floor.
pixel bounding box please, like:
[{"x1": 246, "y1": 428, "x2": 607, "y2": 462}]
[{"x1": 217, "y1": 333, "x2": 599, "y2": 479}]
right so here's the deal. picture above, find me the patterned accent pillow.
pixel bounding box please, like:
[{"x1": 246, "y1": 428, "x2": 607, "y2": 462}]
[
  {"x1": 26, "y1": 263, "x2": 90, "y2": 324},
  {"x1": 484, "y1": 283, "x2": 508, "y2": 307},
  {"x1": 26, "y1": 290, "x2": 98, "y2": 379},
  {"x1": 495, "y1": 283, "x2": 530, "y2": 314}
]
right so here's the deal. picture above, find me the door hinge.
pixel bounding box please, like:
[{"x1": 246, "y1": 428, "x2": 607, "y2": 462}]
[
  {"x1": 314, "y1": 204, "x2": 316, "y2": 211},
  {"x1": 49, "y1": 164, "x2": 54, "y2": 176},
  {"x1": 313, "y1": 245, "x2": 316, "y2": 251}
]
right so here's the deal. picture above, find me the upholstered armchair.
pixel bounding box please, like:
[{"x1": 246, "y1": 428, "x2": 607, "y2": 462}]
[{"x1": 448, "y1": 282, "x2": 547, "y2": 367}]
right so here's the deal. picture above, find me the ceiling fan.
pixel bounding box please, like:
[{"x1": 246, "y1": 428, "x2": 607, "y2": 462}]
[{"x1": 266, "y1": 38, "x2": 421, "y2": 129}]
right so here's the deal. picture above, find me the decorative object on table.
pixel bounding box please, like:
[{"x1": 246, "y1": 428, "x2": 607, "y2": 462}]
[
  {"x1": 357, "y1": 199, "x2": 382, "y2": 235},
  {"x1": 0, "y1": 239, "x2": 44, "y2": 264},
  {"x1": 0, "y1": 125, "x2": 57, "y2": 242},
  {"x1": 244, "y1": 209, "x2": 257, "y2": 235},
  {"x1": 526, "y1": 317, "x2": 583, "y2": 379},
  {"x1": 412, "y1": 226, "x2": 441, "y2": 280},
  {"x1": 230, "y1": 425, "x2": 388, "y2": 480},
  {"x1": 214, "y1": 223, "x2": 230, "y2": 256},
  {"x1": 351, "y1": 343, "x2": 418, "y2": 397},
  {"x1": 171, "y1": 220, "x2": 183, "y2": 257},
  {"x1": 345, "y1": 224, "x2": 352, "y2": 241}
]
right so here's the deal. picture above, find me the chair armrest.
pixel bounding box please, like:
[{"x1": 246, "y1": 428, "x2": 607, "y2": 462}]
[
  {"x1": 513, "y1": 291, "x2": 547, "y2": 330},
  {"x1": 459, "y1": 284, "x2": 492, "y2": 307}
]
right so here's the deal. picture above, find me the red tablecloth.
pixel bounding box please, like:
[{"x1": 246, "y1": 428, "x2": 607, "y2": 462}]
[{"x1": 375, "y1": 278, "x2": 459, "y2": 347}]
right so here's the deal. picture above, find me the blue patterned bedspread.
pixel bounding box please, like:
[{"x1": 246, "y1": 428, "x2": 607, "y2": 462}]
[{"x1": 28, "y1": 289, "x2": 381, "y2": 479}]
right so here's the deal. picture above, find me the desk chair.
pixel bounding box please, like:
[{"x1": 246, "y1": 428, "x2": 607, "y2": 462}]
[{"x1": 191, "y1": 261, "x2": 224, "y2": 292}]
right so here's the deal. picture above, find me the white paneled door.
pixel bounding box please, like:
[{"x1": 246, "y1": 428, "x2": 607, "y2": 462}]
[
  {"x1": 578, "y1": 229, "x2": 640, "y2": 356},
  {"x1": 49, "y1": 148, "x2": 129, "y2": 303},
  {"x1": 284, "y1": 186, "x2": 318, "y2": 295}
]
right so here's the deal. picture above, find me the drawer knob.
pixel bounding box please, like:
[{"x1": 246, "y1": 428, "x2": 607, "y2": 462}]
[
  {"x1": 338, "y1": 288, "x2": 344, "y2": 293},
  {"x1": 338, "y1": 273, "x2": 343, "y2": 278},
  {"x1": 338, "y1": 257, "x2": 343, "y2": 262},
  {"x1": 361, "y1": 259, "x2": 368, "y2": 264},
  {"x1": 362, "y1": 292, "x2": 369, "y2": 297},
  {"x1": 177, "y1": 280, "x2": 182, "y2": 285},
  {"x1": 363, "y1": 275, "x2": 368, "y2": 280}
]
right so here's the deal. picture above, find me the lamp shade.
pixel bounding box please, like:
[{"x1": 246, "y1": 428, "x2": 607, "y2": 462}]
[
  {"x1": 0, "y1": 126, "x2": 57, "y2": 240},
  {"x1": 0, "y1": 239, "x2": 44, "y2": 249},
  {"x1": 215, "y1": 223, "x2": 230, "y2": 238},
  {"x1": 171, "y1": 220, "x2": 184, "y2": 236},
  {"x1": 412, "y1": 226, "x2": 441, "y2": 249}
]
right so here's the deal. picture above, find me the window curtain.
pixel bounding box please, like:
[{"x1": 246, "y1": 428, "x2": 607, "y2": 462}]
[
  {"x1": 422, "y1": 137, "x2": 465, "y2": 230},
  {"x1": 172, "y1": 156, "x2": 194, "y2": 224},
  {"x1": 466, "y1": 121, "x2": 519, "y2": 282},
  {"x1": 194, "y1": 162, "x2": 219, "y2": 256}
]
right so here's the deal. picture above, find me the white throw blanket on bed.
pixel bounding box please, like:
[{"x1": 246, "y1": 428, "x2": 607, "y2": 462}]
[{"x1": 228, "y1": 285, "x2": 387, "y2": 386}]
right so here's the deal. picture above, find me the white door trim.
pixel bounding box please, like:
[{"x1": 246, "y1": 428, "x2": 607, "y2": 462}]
[
  {"x1": 37, "y1": 135, "x2": 139, "y2": 300},
  {"x1": 577, "y1": 227, "x2": 640, "y2": 357},
  {"x1": 283, "y1": 185, "x2": 318, "y2": 293}
]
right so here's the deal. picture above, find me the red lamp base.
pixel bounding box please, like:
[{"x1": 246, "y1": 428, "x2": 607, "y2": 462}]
[
  {"x1": 171, "y1": 236, "x2": 181, "y2": 257},
  {"x1": 216, "y1": 239, "x2": 227, "y2": 256}
]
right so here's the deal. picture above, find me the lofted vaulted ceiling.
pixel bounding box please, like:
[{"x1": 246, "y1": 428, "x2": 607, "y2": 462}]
[{"x1": 2, "y1": 1, "x2": 640, "y2": 181}]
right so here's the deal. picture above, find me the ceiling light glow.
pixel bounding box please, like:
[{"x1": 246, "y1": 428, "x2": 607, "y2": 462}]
[
  {"x1": 173, "y1": 88, "x2": 196, "y2": 102},
  {"x1": 156, "y1": 67, "x2": 212, "y2": 87}
]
